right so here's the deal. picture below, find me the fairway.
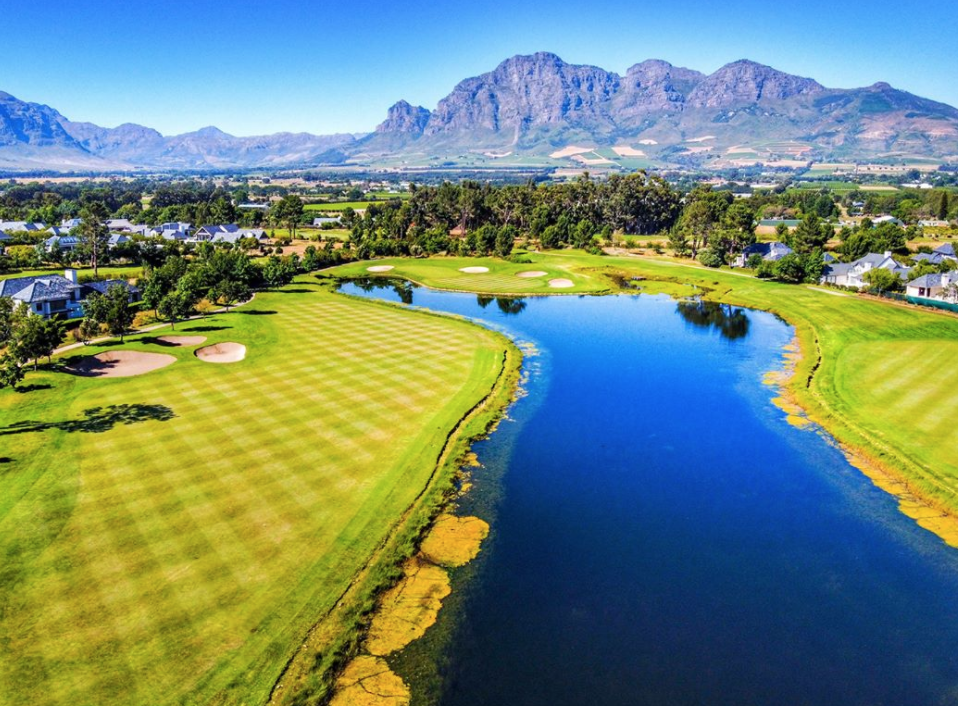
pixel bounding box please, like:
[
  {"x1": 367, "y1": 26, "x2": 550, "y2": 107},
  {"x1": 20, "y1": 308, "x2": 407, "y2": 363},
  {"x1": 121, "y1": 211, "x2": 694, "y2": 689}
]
[
  {"x1": 0, "y1": 281, "x2": 510, "y2": 705},
  {"x1": 333, "y1": 255, "x2": 610, "y2": 295},
  {"x1": 332, "y1": 252, "x2": 958, "y2": 543}
]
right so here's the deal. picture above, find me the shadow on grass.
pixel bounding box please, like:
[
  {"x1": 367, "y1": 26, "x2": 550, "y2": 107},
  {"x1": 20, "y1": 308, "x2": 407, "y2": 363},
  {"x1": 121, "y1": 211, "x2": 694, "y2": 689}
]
[
  {"x1": 182, "y1": 325, "x2": 230, "y2": 332},
  {"x1": 236, "y1": 310, "x2": 277, "y2": 316},
  {"x1": 14, "y1": 383, "x2": 52, "y2": 393},
  {"x1": 141, "y1": 336, "x2": 177, "y2": 347},
  {"x1": 273, "y1": 288, "x2": 312, "y2": 294},
  {"x1": 0, "y1": 404, "x2": 175, "y2": 436},
  {"x1": 0, "y1": 457, "x2": 11, "y2": 464}
]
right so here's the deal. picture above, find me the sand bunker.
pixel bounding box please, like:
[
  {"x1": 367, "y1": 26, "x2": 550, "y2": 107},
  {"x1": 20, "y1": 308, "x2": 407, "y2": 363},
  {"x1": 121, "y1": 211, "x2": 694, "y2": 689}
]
[
  {"x1": 458, "y1": 266, "x2": 489, "y2": 274},
  {"x1": 638, "y1": 139, "x2": 658, "y2": 145},
  {"x1": 548, "y1": 278, "x2": 575, "y2": 288},
  {"x1": 366, "y1": 265, "x2": 395, "y2": 273},
  {"x1": 156, "y1": 335, "x2": 206, "y2": 347},
  {"x1": 517, "y1": 270, "x2": 548, "y2": 278},
  {"x1": 329, "y1": 656, "x2": 409, "y2": 706},
  {"x1": 68, "y1": 350, "x2": 176, "y2": 378},
  {"x1": 195, "y1": 342, "x2": 246, "y2": 363}
]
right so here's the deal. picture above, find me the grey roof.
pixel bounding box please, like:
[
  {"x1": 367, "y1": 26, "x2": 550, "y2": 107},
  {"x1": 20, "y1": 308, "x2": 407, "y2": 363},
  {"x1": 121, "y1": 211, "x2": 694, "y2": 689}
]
[
  {"x1": 0, "y1": 230, "x2": 9, "y2": 241},
  {"x1": 82, "y1": 279, "x2": 138, "y2": 296},
  {"x1": 913, "y1": 252, "x2": 946, "y2": 265},
  {"x1": 934, "y1": 243, "x2": 956, "y2": 257},
  {"x1": 822, "y1": 252, "x2": 837, "y2": 262},
  {"x1": 197, "y1": 224, "x2": 240, "y2": 235},
  {"x1": 0, "y1": 274, "x2": 77, "y2": 303},
  {"x1": 743, "y1": 241, "x2": 793, "y2": 261},
  {"x1": 0, "y1": 221, "x2": 44, "y2": 232},
  {"x1": 108, "y1": 234, "x2": 129, "y2": 246},
  {"x1": 159, "y1": 229, "x2": 188, "y2": 240},
  {"x1": 44, "y1": 234, "x2": 82, "y2": 247},
  {"x1": 823, "y1": 262, "x2": 854, "y2": 277}
]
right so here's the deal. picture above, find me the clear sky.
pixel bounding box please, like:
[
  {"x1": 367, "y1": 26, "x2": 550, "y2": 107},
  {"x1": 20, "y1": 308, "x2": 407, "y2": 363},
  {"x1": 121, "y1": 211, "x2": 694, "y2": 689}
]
[{"x1": 2, "y1": 0, "x2": 955, "y2": 137}]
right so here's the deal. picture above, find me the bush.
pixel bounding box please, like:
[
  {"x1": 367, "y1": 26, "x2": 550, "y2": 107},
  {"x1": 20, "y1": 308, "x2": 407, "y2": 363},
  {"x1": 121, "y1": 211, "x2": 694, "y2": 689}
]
[
  {"x1": 697, "y1": 249, "x2": 724, "y2": 268},
  {"x1": 746, "y1": 253, "x2": 765, "y2": 269}
]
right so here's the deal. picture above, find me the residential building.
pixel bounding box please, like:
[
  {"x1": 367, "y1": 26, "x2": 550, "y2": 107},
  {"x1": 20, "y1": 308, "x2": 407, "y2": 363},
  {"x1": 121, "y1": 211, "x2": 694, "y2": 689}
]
[
  {"x1": 209, "y1": 228, "x2": 269, "y2": 245},
  {"x1": 0, "y1": 269, "x2": 139, "y2": 319},
  {"x1": 821, "y1": 252, "x2": 911, "y2": 289},
  {"x1": 312, "y1": 216, "x2": 341, "y2": 227},
  {"x1": 906, "y1": 272, "x2": 958, "y2": 302},
  {"x1": 0, "y1": 221, "x2": 45, "y2": 232},
  {"x1": 108, "y1": 234, "x2": 130, "y2": 248},
  {"x1": 194, "y1": 224, "x2": 240, "y2": 241},
  {"x1": 60, "y1": 217, "x2": 83, "y2": 229},
  {"x1": 934, "y1": 243, "x2": 957, "y2": 259},
  {"x1": 732, "y1": 241, "x2": 793, "y2": 268},
  {"x1": 44, "y1": 234, "x2": 82, "y2": 252},
  {"x1": 106, "y1": 218, "x2": 136, "y2": 232},
  {"x1": 919, "y1": 219, "x2": 951, "y2": 228}
]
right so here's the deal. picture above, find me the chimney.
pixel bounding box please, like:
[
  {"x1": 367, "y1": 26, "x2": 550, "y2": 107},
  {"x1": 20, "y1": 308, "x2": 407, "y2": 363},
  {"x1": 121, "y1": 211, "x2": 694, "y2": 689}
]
[
  {"x1": 883, "y1": 251, "x2": 892, "y2": 258},
  {"x1": 64, "y1": 268, "x2": 78, "y2": 284}
]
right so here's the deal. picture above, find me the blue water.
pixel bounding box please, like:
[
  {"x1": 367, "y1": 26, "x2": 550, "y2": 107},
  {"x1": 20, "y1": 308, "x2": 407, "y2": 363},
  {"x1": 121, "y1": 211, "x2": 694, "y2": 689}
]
[{"x1": 342, "y1": 281, "x2": 958, "y2": 706}]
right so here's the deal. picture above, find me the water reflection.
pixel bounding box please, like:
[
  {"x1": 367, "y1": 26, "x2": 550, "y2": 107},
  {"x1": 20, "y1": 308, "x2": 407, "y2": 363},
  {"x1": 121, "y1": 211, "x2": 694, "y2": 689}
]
[{"x1": 676, "y1": 300, "x2": 751, "y2": 340}]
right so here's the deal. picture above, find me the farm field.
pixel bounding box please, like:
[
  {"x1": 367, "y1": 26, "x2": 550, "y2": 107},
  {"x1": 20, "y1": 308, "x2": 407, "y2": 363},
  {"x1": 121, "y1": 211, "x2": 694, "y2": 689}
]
[
  {"x1": 333, "y1": 251, "x2": 958, "y2": 541},
  {"x1": 0, "y1": 280, "x2": 510, "y2": 705}
]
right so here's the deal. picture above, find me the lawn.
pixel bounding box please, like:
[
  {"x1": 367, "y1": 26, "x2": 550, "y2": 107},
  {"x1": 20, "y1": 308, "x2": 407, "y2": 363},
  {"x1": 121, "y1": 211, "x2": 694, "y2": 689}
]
[
  {"x1": 332, "y1": 251, "x2": 958, "y2": 542},
  {"x1": 1, "y1": 265, "x2": 143, "y2": 282},
  {"x1": 331, "y1": 255, "x2": 611, "y2": 295},
  {"x1": 0, "y1": 280, "x2": 510, "y2": 705},
  {"x1": 304, "y1": 201, "x2": 393, "y2": 212}
]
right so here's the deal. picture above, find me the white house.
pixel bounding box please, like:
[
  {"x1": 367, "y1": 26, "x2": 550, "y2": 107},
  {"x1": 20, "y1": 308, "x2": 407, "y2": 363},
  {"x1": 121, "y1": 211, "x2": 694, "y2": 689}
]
[
  {"x1": 0, "y1": 269, "x2": 139, "y2": 319},
  {"x1": 106, "y1": 218, "x2": 136, "y2": 232},
  {"x1": 821, "y1": 252, "x2": 911, "y2": 289},
  {"x1": 906, "y1": 272, "x2": 958, "y2": 302}
]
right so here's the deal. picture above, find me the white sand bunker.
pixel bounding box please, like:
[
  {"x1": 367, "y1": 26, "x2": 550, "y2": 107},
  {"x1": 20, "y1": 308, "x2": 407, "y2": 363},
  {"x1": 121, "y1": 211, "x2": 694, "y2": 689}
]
[
  {"x1": 367, "y1": 265, "x2": 395, "y2": 272},
  {"x1": 195, "y1": 342, "x2": 246, "y2": 364},
  {"x1": 548, "y1": 278, "x2": 575, "y2": 289},
  {"x1": 459, "y1": 266, "x2": 490, "y2": 274},
  {"x1": 156, "y1": 335, "x2": 207, "y2": 347},
  {"x1": 68, "y1": 350, "x2": 176, "y2": 378},
  {"x1": 517, "y1": 270, "x2": 548, "y2": 278}
]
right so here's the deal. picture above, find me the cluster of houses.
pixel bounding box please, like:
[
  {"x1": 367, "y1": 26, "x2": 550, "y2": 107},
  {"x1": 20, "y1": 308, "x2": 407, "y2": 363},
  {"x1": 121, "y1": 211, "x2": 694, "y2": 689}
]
[
  {"x1": 0, "y1": 269, "x2": 139, "y2": 319},
  {"x1": 738, "y1": 238, "x2": 958, "y2": 303},
  {"x1": 0, "y1": 219, "x2": 270, "y2": 254}
]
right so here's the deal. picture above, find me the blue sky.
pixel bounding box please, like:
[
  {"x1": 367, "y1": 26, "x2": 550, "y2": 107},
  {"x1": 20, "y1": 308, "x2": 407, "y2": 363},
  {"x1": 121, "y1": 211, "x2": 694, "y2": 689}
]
[{"x1": 2, "y1": 0, "x2": 956, "y2": 137}]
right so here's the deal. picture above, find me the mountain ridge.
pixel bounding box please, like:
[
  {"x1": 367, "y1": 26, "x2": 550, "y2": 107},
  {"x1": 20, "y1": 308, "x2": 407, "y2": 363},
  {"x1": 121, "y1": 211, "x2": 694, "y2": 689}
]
[{"x1": 1, "y1": 52, "x2": 957, "y2": 171}]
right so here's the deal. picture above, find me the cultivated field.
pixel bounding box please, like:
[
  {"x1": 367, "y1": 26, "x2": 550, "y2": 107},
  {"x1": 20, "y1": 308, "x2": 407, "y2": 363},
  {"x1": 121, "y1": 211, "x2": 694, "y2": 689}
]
[{"x1": 0, "y1": 281, "x2": 509, "y2": 705}]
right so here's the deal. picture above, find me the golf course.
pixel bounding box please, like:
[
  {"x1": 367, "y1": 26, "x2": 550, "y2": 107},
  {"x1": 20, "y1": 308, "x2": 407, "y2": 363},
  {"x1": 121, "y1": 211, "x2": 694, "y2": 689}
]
[
  {"x1": 0, "y1": 280, "x2": 515, "y2": 705},
  {"x1": 337, "y1": 251, "x2": 958, "y2": 544}
]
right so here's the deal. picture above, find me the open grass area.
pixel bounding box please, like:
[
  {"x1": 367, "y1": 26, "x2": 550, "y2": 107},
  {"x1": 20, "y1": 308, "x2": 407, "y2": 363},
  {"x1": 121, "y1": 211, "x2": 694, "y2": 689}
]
[
  {"x1": 333, "y1": 251, "x2": 958, "y2": 543},
  {"x1": 1, "y1": 265, "x2": 143, "y2": 282},
  {"x1": 0, "y1": 280, "x2": 510, "y2": 705},
  {"x1": 305, "y1": 201, "x2": 390, "y2": 212},
  {"x1": 331, "y1": 255, "x2": 611, "y2": 295}
]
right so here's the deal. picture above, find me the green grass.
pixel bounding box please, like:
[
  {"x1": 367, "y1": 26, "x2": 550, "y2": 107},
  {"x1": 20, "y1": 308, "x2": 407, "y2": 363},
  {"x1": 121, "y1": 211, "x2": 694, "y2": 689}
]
[
  {"x1": 331, "y1": 255, "x2": 611, "y2": 295},
  {"x1": 0, "y1": 280, "x2": 510, "y2": 705},
  {"x1": 1, "y1": 265, "x2": 143, "y2": 282},
  {"x1": 334, "y1": 251, "x2": 958, "y2": 535},
  {"x1": 304, "y1": 201, "x2": 393, "y2": 212}
]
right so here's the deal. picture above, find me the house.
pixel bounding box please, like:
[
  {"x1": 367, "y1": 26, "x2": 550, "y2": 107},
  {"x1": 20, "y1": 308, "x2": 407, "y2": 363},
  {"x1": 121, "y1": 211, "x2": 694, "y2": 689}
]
[
  {"x1": 919, "y1": 219, "x2": 951, "y2": 228},
  {"x1": 906, "y1": 272, "x2": 958, "y2": 302},
  {"x1": 0, "y1": 221, "x2": 45, "y2": 232},
  {"x1": 0, "y1": 269, "x2": 139, "y2": 319},
  {"x1": 108, "y1": 234, "x2": 130, "y2": 248},
  {"x1": 209, "y1": 228, "x2": 269, "y2": 245},
  {"x1": 194, "y1": 224, "x2": 240, "y2": 241},
  {"x1": 912, "y1": 252, "x2": 950, "y2": 266},
  {"x1": 870, "y1": 215, "x2": 905, "y2": 227},
  {"x1": 106, "y1": 218, "x2": 136, "y2": 232},
  {"x1": 238, "y1": 202, "x2": 269, "y2": 211},
  {"x1": 44, "y1": 234, "x2": 82, "y2": 252},
  {"x1": 60, "y1": 217, "x2": 83, "y2": 229},
  {"x1": 934, "y1": 243, "x2": 957, "y2": 259},
  {"x1": 733, "y1": 241, "x2": 793, "y2": 267},
  {"x1": 312, "y1": 216, "x2": 341, "y2": 227},
  {"x1": 821, "y1": 251, "x2": 911, "y2": 289},
  {"x1": 157, "y1": 221, "x2": 191, "y2": 234},
  {"x1": 158, "y1": 229, "x2": 190, "y2": 242},
  {"x1": 46, "y1": 225, "x2": 73, "y2": 237}
]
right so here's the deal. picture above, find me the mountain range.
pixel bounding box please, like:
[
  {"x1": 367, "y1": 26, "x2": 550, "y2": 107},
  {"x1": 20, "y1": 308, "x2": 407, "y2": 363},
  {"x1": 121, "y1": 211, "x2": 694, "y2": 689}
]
[{"x1": 2, "y1": 52, "x2": 957, "y2": 171}]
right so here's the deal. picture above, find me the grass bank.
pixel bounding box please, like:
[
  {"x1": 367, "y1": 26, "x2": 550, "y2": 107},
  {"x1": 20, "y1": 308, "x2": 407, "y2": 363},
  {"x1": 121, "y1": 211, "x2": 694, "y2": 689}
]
[
  {"x1": 0, "y1": 279, "x2": 513, "y2": 705},
  {"x1": 330, "y1": 251, "x2": 958, "y2": 546}
]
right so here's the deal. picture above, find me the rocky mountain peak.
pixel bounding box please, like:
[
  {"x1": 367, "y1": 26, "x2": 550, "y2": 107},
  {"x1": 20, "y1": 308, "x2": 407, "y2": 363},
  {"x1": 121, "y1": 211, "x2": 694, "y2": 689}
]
[
  {"x1": 376, "y1": 100, "x2": 431, "y2": 134},
  {"x1": 687, "y1": 59, "x2": 823, "y2": 108}
]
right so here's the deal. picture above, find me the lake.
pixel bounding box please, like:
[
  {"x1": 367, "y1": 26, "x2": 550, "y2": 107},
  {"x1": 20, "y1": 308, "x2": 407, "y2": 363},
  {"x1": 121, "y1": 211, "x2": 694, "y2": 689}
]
[{"x1": 342, "y1": 280, "x2": 958, "y2": 706}]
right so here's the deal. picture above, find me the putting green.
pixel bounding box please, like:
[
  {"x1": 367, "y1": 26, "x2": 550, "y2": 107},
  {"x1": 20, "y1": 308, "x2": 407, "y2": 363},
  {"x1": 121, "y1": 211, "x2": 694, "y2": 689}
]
[{"x1": 0, "y1": 281, "x2": 510, "y2": 705}]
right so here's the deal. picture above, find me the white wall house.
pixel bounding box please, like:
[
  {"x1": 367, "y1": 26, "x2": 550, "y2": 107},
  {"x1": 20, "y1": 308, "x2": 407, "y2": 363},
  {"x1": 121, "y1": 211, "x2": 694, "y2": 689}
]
[{"x1": 821, "y1": 252, "x2": 911, "y2": 289}]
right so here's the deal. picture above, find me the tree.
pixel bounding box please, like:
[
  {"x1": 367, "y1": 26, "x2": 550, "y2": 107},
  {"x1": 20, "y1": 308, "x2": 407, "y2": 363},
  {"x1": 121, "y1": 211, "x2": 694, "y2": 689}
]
[
  {"x1": 209, "y1": 278, "x2": 250, "y2": 311},
  {"x1": 76, "y1": 316, "x2": 101, "y2": 345},
  {"x1": 0, "y1": 296, "x2": 22, "y2": 346},
  {"x1": 862, "y1": 267, "x2": 903, "y2": 294},
  {"x1": 271, "y1": 195, "x2": 304, "y2": 238},
  {"x1": 13, "y1": 313, "x2": 61, "y2": 370},
  {"x1": 0, "y1": 352, "x2": 24, "y2": 390},
  {"x1": 157, "y1": 290, "x2": 195, "y2": 329},
  {"x1": 96, "y1": 284, "x2": 135, "y2": 342},
  {"x1": 495, "y1": 225, "x2": 516, "y2": 258},
  {"x1": 790, "y1": 213, "x2": 832, "y2": 254},
  {"x1": 938, "y1": 191, "x2": 950, "y2": 222},
  {"x1": 78, "y1": 202, "x2": 110, "y2": 279}
]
